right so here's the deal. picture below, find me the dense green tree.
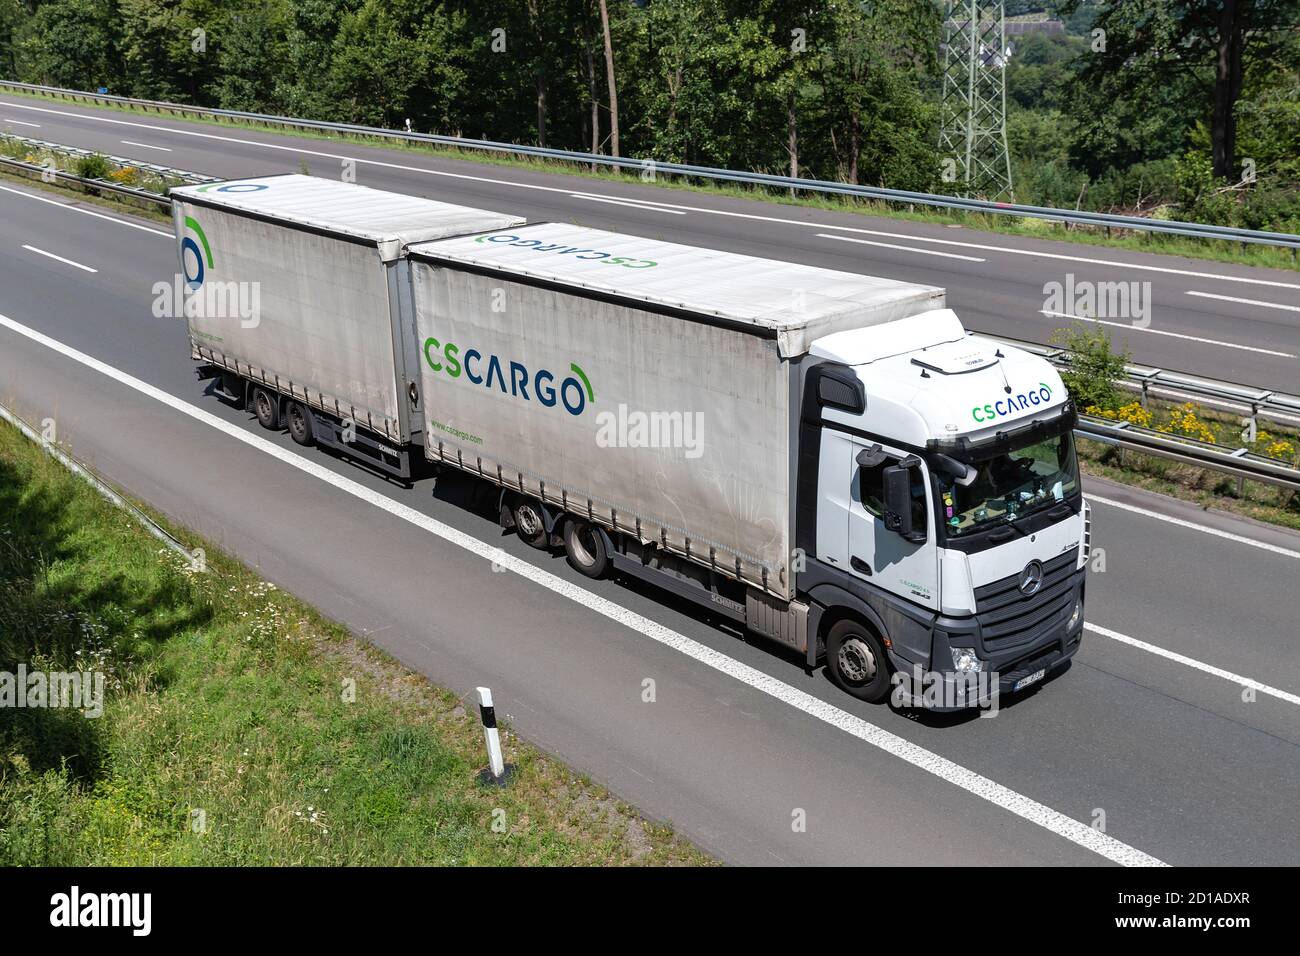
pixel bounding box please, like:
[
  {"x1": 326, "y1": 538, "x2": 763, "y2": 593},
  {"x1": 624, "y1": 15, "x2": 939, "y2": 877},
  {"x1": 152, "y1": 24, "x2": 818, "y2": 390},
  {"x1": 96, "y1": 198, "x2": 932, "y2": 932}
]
[
  {"x1": 1064, "y1": 0, "x2": 1300, "y2": 181},
  {"x1": 211, "y1": 1, "x2": 291, "y2": 112},
  {"x1": 0, "y1": 0, "x2": 27, "y2": 80},
  {"x1": 14, "y1": 0, "x2": 120, "y2": 89},
  {"x1": 0, "y1": 0, "x2": 1294, "y2": 230}
]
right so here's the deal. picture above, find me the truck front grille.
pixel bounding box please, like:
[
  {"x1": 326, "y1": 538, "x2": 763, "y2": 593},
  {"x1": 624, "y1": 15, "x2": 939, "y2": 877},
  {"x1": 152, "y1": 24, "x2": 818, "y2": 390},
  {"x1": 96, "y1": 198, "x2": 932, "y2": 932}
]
[{"x1": 974, "y1": 551, "x2": 1078, "y2": 651}]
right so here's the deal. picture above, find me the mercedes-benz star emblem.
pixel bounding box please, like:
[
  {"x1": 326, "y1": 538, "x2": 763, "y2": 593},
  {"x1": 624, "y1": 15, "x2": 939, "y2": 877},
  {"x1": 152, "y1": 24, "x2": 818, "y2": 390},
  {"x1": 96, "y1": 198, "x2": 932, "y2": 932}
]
[{"x1": 1019, "y1": 560, "x2": 1044, "y2": 595}]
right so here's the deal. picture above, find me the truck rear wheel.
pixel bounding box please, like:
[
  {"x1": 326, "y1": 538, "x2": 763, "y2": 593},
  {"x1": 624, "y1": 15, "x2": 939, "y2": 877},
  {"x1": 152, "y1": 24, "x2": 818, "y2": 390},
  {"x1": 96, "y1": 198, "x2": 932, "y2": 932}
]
[
  {"x1": 826, "y1": 619, "x2": 892, "y2": 703},
  {"x1": 252, "y1": 387, "x2": 281, "y2": 430},
  {"x1": 563, "y1": 519, "x2": 609, "y2": 578},
  {"x1": 287, "y1": 401, "x2": 314, "y2": 446},
  {"x1": 512, "y1": 499, "x2": 549, "y2": 549}
]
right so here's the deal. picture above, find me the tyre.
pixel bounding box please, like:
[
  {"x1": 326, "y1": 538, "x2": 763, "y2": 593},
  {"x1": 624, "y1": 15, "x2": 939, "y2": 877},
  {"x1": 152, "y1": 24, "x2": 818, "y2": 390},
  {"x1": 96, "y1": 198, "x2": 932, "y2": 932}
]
[
  {"x1": 512, "y1": 499, "x2": 549, "y2": 549},
  {"x1": 287, "y1": 401, "x2": 314, "y2": 446},
  {"x1": 825, "y1": 618, "x2": 891, "y2": 703},
  {"x1": 252, "y1": 387, "x2": 281, "y2": 430},
  {"x1": 563, "y1": 519, "x2": 609, "y2": 578}
]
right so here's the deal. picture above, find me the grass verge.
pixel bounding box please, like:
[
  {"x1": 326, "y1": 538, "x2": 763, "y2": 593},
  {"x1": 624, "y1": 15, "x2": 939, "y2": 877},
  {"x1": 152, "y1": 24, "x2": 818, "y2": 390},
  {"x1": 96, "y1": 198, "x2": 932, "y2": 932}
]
[
  {"x1": 0, "y1": 164, "x2": 173, "y2": 224},
  {"x1": 0, "y1": 419, "x2": 710, "y2": 865},
  {"x1": 2, "y1": 84, "x2": 1296, "y2": 273},
  {"x1": 1078, "y1": 441, "x2": 1300, "y2": 533}
]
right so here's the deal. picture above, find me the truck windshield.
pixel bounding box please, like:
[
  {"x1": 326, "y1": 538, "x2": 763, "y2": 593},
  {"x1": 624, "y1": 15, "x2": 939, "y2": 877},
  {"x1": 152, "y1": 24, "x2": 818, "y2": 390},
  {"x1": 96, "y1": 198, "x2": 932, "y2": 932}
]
[{"x1": 937, "y1": 431, "x2": 1079, "y2": 538}]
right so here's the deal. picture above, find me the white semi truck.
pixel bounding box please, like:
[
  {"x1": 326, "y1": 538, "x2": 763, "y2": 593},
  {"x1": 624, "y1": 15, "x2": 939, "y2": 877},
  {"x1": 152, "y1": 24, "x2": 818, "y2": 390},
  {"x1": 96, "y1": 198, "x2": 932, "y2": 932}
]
[{"x1": 173, "y1": 175, "x2": 1089, "y2": 705}]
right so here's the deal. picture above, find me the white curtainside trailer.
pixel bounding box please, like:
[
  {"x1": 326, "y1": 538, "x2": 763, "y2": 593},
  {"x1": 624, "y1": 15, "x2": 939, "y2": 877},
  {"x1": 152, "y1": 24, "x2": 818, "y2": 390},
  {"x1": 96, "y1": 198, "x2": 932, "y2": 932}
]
[
  {"x1": 170, "y1": 174, "x2": 523, "y2": 475},
  {"x1": 406, "y1": 223, "x2": 945, "y2": 603},
  {"x1": 177, "y1": 182, "x2": 1088, "y2": 707}
]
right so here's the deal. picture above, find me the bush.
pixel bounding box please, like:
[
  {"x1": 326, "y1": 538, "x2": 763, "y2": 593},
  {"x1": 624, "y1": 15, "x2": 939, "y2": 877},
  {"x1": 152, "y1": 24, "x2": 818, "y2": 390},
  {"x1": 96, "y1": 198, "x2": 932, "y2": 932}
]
[
  {"x1": 73, "y1": 153, "x2": 112, "y2": 181},
  {"x1": 1051, "y1": 324, "x2": 1131, "y2": 412}
]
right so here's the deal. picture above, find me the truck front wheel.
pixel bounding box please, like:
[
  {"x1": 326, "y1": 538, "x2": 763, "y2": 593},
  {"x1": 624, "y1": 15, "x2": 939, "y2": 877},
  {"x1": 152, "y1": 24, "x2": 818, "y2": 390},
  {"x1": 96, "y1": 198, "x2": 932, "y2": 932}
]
[
  {"x1": 826, "y1": 619, "x2": 892, "y2": 703},
  {"x1": 563, "y1": 519, "x2": 609, "y2": 578}
]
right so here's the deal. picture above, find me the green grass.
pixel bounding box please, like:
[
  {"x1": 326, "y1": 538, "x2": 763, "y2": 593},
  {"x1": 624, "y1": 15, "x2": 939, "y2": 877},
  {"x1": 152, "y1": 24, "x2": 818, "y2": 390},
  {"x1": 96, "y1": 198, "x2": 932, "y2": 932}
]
[
  {"x1": 0, "y1": 161, "x2": 174, "y2": 224},
  {"x1": 0, "y1": 420, "x2": 711, "y2": 866},
  {"x1": 1078, "y1": 441, "x2": 1300, "y2": 533},
  {"x1": 3, "y1": 83, "x2": 1296, "y2": 273}
]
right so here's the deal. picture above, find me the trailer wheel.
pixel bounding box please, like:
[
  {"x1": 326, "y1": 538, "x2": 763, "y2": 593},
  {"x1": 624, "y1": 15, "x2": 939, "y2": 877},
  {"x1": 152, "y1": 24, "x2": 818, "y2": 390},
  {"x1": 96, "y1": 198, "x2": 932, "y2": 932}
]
[
  {"x1": 563, "y1": 519, "x2": 609, "y2": 578},
  {"x1": 826, "y1": 619, "x2": 891, "y2": 703},
  {"x1": 252, "y1": 387, "x2": 281, "y2": 430},
  {"x1": 512, "y1": 499, "x2": 549, "y2": 549},
  {"x1": 287, "y1": 401, "x2": 314, "y2": 446}
]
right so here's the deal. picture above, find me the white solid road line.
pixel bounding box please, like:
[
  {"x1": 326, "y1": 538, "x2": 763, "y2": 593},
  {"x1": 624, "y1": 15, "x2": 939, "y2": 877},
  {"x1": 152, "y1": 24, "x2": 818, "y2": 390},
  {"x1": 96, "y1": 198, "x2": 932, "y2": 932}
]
[
  {"x1": 572, "y1": 193, "x2": 687, "y2": 214},
  {"x1": 3, "y1": 98, "x2": 1298, "y2": 292},
  {"x1": 20, "y1": 244, "x2": 97, "y2": 273},
  {"x1": 120, "y1": 139, "x2": 172, "y2": 152},
  {"x1": 1040, "y1": 310, "x2": 1296, "y2": 358},
  {"x1": 0, "y1": 183, "x2": 172, "y2": 238},
  {"x1": 818, "y1": 233, "x2": 986, "y2": 262},
  {"x1": 1085, "y1": 623, "x2": 1300, "y2": 708},
  {"x1": 0, "y1": 309, "x2": 1165, "y2": 868},
  {"x1": 1186, "y1": 290, "x2": 1300, "y2": 313},
  {"x1": 1085, "y1": 493, "x2": 1300, "y2": 561},
  {"x1": 1, "y1": 117, "x2": 40, "y2": 127}
]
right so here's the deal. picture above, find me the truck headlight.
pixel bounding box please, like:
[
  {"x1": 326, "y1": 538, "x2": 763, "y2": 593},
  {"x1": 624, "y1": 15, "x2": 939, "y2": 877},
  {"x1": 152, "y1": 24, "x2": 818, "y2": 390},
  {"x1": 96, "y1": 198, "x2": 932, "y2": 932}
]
[
  {"x1": 950, "y1": 646, "x2": 985, "y2": 674},
  {"x1": 1067, "y1": 599, "x2": 1082, "y2": 631}
]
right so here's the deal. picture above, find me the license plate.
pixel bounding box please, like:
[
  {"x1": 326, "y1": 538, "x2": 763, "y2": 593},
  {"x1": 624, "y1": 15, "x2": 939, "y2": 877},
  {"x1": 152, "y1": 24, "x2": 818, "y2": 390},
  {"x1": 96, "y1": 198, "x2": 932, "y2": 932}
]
[{"x1": 1014, "y1": 669, "x2": 1046, "y2": 692}]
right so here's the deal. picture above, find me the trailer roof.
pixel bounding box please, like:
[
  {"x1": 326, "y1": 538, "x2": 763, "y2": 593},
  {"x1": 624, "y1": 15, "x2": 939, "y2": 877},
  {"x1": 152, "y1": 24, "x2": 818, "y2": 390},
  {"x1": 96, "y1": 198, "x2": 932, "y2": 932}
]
[
  {"x1": 408, "y1": 223, "x2": 945, "y2": 355},
  {"x1": 170, "y1": 174, "x2": 524, "y2": 259}
]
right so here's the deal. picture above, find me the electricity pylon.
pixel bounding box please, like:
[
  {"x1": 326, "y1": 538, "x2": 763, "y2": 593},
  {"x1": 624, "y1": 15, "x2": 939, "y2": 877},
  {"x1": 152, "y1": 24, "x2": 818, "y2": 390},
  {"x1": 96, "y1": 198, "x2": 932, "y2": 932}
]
[{"x1": 938, "y1": 1, "x2": 1013, "y2": 200}]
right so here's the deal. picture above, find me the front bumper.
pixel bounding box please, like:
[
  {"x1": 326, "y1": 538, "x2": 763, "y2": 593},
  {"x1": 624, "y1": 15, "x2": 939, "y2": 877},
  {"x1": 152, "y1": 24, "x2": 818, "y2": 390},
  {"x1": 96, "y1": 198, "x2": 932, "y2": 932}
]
[{"x1": 889, "y1": 565, "x2": 1086, "y2": 709}]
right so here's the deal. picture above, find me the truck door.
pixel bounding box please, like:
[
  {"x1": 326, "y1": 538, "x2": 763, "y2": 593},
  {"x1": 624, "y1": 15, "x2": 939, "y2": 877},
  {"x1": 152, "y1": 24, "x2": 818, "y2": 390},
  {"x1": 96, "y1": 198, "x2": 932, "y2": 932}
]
[{"x1": 847, "y1": 441, "x2": 939, "y2": 611}]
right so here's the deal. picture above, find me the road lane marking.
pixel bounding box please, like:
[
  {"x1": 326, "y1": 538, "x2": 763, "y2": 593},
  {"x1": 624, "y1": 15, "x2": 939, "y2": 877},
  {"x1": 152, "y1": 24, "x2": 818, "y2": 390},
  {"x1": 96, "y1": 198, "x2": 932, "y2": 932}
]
[
  {"x1": 1085, "y1": 493, "x2": 1300, "y2": 561},
  {"x1": 3, "y1": 99, "x2": 1297, "y2": 292},
  {"x1": 819, "y1": 232, "x2": 986, "y2": 262},
  {"x1": 1186, "y1": 290, "x2": 1300, "y2": 313},
  {"x1": 1, "y1": 117, "x2": 40, "y2": 127},
  {"x1": 1041, "y1": 310, "x2": 1295, "y2": 358},
  {"x1": 572, "y1": 194, "x2": 686, "y2": 214},
  {"x1": 1085, "y1": 622, "x2": 1300, "y2": 707},
  {"x1": 20, "y1": 244, "x2": 97, "y2": 272},
  {"x1": 0, "y1": 308, "x2": 1166, "y2": 868},
  {"x1": 120, "y1": 139, "x2": 172, "y2": 152},
  {"x1": 0, "y1": 183, "x2": 172, "y2": 237}
]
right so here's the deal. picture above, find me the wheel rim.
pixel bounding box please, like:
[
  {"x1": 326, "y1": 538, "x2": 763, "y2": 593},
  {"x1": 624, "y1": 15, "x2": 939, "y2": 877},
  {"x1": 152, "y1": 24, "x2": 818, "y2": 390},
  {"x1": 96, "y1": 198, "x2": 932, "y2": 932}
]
[
  {"x1": 289, "y1": 406, "x2": 305, "y2": 438},
  {"x1": 570, "y1": 525, "x2": 598, "y2": 566},
  {"x1": 837, "y1": 635, "x2": 877, "y2": 684},
  {"x1": 516, "y1": 504, "x2": 543, "y2": 538},
  {"x1": 256, "y1": 392, "x2": 271, "y2": 420}
]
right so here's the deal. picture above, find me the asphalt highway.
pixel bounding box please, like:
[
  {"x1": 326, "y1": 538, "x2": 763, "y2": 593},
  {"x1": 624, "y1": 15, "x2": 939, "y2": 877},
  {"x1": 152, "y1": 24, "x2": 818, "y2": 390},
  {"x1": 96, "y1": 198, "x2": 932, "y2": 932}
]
[{"x1": 1, "y1": 160, "x2": 1299, "y2": 864}]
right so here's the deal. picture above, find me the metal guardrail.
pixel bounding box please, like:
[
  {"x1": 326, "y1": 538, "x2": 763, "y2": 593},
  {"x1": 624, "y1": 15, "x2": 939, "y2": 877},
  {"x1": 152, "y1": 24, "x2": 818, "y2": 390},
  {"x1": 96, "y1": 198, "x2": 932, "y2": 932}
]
[
  {"x1": 0, "y1": 152, "x2": 172, "y2": 206},
  {"x1": 2, "y1": 79, "x2": 1298, "y2": 251},
  {"x1": 0, "y1": 132, "x2": 216, "y2": 184},
  {"x1": 1076, "y1": 415, "x2": 1300, "y2": 491},
  {"x1": 0, "y1": 131, "x2": 213, "y2": 205}
]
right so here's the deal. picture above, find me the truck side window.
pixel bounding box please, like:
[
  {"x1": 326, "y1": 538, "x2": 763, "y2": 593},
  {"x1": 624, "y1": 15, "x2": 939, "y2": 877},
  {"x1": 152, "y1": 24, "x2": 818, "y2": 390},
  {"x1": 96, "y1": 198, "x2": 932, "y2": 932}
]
[
  {"x1": 859, "y1": 462, "x2": 887, "y2": 517},
  {"x1": 858, "y1": 458, "x2": 927, "y2": 528}
]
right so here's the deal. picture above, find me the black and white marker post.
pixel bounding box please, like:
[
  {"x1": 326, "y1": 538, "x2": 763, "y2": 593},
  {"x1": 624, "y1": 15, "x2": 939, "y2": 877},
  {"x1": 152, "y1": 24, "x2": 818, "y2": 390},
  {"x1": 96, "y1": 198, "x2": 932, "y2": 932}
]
[{"x1": 476, "y1": 687, "x2": 511, "y2": 786}]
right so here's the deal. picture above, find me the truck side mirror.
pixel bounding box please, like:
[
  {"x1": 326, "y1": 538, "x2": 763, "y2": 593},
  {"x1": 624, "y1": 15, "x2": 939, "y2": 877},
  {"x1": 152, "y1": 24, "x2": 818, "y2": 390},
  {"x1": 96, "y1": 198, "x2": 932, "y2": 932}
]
[{"x1": 882, "y1": 464, "x2": 926, "y2": 544}]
